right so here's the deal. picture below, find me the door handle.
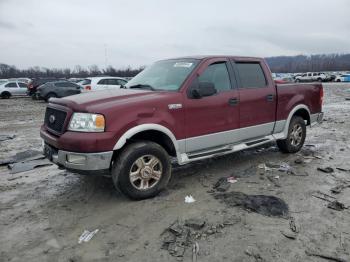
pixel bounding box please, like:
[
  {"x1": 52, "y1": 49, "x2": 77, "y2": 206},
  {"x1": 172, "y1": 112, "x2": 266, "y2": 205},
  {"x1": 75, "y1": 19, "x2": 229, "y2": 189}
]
[
  {"x1": 228, "y1": 97, "x2": 239, "y2": 106},
  {"x1": 266, "y1": 94, "x2": 274, "y2": 102}
]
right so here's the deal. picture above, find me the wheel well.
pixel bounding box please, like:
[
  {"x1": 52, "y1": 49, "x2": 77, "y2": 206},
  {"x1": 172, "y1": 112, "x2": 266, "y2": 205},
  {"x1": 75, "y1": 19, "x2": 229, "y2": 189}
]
[
  {"x1": 293, "y1": 108, "x2": 310, "y2": 125},
  {"x1": 46, "y1": 92, "x2": 57, "y2": 97},
  {"x1": 1, "y1": 91, "x2": 11, "y2": 96},
  {"x1": 127, "y1": 130, "x2": 177, "y2": 157}
]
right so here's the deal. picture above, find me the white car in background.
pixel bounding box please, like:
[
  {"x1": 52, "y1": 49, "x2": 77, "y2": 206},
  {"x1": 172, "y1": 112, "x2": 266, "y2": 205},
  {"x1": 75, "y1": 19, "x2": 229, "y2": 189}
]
[
  {"x1": 0, "y1": 81, "x2": 28, "y2": 99},
  {"x1": 80, "y1": 77, "x2": 128, "y2": 91},
  {"x1": 295, "y1": 72, "x2": 327, "y2": 82},
  {"x1": 335, "y1": 74, "x2": 350, "y2": 82}
]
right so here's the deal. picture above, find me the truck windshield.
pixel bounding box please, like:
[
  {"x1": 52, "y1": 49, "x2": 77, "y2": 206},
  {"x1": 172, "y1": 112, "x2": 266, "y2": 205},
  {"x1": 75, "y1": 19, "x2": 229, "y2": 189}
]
[{"x1": 125, "y1": 59, "x2": 199, "y2": 91}]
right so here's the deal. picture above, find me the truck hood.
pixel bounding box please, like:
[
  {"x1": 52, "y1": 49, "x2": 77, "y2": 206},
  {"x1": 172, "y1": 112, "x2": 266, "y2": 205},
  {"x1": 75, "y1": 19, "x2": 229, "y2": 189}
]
[{"x1": 49, "y1": 89, "x2": 168, "y2": 112}]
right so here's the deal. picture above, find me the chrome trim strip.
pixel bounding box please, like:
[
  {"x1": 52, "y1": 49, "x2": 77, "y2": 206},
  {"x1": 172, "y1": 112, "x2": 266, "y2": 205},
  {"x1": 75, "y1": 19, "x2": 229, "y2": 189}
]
[
  {"x1": 181, "y1": 135, "x2": 276, "y2": 164},
  {"x1": 183, "y1": 122, "x2": 275, "y2": 153}
]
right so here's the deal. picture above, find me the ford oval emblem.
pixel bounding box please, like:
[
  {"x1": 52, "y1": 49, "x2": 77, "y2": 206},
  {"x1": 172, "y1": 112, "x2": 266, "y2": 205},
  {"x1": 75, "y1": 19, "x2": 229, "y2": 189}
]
[{"x1": 49, "y1": 115, "x2": 56, "y2": 124}]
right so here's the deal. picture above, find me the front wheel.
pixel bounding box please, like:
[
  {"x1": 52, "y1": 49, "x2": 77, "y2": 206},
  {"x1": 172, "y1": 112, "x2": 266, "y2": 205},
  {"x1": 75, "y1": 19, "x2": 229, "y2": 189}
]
[
  {"x1": 111, "y1": 141, "x2": 171, "y2": 200},
  {"x1": 277, "y1": 116, "x2": 306, "y2": 153}
]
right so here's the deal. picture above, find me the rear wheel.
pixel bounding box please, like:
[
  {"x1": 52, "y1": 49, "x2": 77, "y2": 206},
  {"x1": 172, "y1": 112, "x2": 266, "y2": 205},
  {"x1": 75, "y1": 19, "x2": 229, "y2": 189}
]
[
  {"x1": 317, "y1": 78, "x2": 322, "y2": 82},
  {"x1": 295, "y1": 79, "x2": 300, "y2": 83},
  {"x1": 277, "y1": 116, "x2": 306, "y2": 153},
  {"x1": 1, "y1": 92, "x2": 11, "y2": 99},
  {"x1": 111, "y1": 141, "x2": 171, "y2": 200}
]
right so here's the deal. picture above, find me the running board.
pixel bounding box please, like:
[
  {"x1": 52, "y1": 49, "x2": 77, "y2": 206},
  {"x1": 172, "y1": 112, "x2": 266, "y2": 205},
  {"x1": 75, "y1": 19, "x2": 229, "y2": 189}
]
[{"x1": 179, "y1": 135, "x2": 276, "y2": 165}]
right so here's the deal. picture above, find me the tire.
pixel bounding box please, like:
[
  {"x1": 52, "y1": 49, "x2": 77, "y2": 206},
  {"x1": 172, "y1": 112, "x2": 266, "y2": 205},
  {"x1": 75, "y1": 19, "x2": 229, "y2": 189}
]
[
  {"x1": 295, "y1": 79, "x2": 300, "y2": 83},
  {"x1": 45, "y1": 92, "x2": 57, "y2": 102},
  {"x1": 1, "y1": 92, "x2": 11, "y2": 99},
  {"x1": 336, "y1": 79, "x2": 341, "y2": 82},
  {"x1": 111, "y1": 141, "x2": 171, "y2": 200},
  {"x1": 277, "y1": 116, "x2": 306, "y2": 153},
  {"x1": 317, "y1": 78, "x2": 322, "y2": 82}
]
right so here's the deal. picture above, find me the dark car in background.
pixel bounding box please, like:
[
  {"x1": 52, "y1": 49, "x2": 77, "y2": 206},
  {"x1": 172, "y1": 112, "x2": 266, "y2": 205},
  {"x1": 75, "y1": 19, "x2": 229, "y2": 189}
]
[
  {"x1": 36, "y1": 81, "x2": 82, "y2": 101},
  {"x1": 27, "y1": 78, "x2": 66, "y2": 98}
]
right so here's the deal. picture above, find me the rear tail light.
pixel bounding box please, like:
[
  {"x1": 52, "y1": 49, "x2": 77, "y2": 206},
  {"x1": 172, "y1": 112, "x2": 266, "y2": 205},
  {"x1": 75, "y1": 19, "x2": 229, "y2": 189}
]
[
  {"x1": 85, "y1": 85, "x2": 91, "y2": 91},
  {"x1": 320, "y1": 86, "x2": 324, "y2": 105},
  {"x1": 28, "y1": 84, "x2": 33, "y2": 89}
]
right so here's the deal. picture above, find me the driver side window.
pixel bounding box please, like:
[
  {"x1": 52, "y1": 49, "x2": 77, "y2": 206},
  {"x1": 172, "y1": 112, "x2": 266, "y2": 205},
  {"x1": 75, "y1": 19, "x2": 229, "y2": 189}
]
[{"x1": 198, "y1": 62, "x2": 231, "y2": 92}]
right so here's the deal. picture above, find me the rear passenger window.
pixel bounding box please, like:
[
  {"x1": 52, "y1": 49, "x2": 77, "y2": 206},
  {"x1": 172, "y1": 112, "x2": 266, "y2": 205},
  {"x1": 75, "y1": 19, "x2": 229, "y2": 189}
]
[
  {"x1": 97, "y1": 79, "x2": 107, "y2": 85},
  {"x1": 198, "y1": 62, "x2": 231, "y2": 92},
  {"x1": 81, "y1": 79, "x2": 91, "y2": 85},
  {"x1": 236, "y1": 63, "x2": 267, "y2": 88},
  {"x1": 106, "y1": 79, "x2": 119, "y2": 85}
]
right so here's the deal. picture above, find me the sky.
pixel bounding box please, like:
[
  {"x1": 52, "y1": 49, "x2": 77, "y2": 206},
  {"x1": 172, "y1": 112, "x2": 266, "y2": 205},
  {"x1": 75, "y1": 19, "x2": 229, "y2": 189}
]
[{"x1": 0, "y1": 0, "x2": 349, "y2": 69}]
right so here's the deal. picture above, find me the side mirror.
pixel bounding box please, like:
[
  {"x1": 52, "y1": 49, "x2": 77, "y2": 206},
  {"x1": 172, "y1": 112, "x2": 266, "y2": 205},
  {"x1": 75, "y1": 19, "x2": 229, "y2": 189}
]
[{"x1": 191, "y1": 81, "x2": 217, "y2": 98}]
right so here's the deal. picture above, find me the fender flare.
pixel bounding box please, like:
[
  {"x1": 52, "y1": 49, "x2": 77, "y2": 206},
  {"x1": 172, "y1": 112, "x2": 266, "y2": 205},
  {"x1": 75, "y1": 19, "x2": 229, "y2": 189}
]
[
  {"x1": 274, "y1": 104, "x2": 310, "y2": 140},
  {"x1": 113, "y1": 123, "x2": 180, "y2": 153}
]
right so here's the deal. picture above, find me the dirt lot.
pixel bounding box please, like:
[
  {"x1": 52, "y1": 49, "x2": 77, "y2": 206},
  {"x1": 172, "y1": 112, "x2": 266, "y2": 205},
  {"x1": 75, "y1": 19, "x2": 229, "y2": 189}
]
[{"x1": 1, "y1": 83, "x2": 350, "y2": 262}]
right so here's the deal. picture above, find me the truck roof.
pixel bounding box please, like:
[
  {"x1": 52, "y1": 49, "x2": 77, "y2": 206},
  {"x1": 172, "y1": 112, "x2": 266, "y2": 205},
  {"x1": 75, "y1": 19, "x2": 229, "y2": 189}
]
[{"x1": 163, "y1": 55, "x2": 264, "y2": 61}]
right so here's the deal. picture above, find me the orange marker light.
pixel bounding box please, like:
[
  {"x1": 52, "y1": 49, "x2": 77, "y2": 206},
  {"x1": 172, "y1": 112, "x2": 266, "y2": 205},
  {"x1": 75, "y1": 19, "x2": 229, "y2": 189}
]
[{"x1": 95, "y1": 115, "x2": 105, "y2": 129}]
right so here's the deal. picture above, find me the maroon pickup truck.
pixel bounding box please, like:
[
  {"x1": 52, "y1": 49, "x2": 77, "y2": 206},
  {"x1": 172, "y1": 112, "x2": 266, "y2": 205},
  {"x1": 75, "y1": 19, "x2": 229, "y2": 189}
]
[{"x1": 41, "y1": 56, "x2": 323, "y2": 199}]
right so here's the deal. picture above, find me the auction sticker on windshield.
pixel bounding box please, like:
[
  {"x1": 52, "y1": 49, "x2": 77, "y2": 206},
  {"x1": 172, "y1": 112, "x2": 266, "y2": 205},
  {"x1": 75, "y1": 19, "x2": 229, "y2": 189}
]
[{"x1": 174, "y1": 62, "x2": 193, "y2": 68}]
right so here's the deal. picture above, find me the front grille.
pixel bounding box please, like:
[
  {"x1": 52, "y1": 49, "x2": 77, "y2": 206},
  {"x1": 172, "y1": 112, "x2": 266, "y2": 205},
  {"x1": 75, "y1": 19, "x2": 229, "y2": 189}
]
[{"x1": 44, "y1": 107, "x2": 67, "y2": 134}]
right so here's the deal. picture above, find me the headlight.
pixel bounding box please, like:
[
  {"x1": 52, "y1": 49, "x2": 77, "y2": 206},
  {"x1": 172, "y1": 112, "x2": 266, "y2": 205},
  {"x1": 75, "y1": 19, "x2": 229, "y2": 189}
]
[{"x1": 68, "y1": 113, "x2": 105, "y2": 132}]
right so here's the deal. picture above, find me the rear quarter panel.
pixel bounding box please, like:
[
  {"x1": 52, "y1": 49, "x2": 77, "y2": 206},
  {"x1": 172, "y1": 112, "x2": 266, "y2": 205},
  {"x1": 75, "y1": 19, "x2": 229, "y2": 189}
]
[{"x1": 276, "y1": 83, "x2": 322, "y2": 121}]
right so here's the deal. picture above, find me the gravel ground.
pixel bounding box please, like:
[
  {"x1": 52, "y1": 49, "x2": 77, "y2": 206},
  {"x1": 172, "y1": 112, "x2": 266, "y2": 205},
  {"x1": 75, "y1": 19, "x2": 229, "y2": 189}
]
[{"x1": 0, "y1": 83, "x2": 350, "y2": 262}]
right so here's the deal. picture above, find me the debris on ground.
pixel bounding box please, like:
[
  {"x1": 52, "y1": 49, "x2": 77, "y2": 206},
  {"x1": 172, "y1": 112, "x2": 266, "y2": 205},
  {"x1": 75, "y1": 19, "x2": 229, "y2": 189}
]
[
  {"x1": 214, "y1": 191, "x2": 289, "y2": 218},
  {"x1": 192, "y1": 242, "x2": 199, "y2": 262},
  {"x1": 162, "y1": 217, "x2": 236, "y2": 259},
  {"x1": 280, "y1": 230, "x2": 298, "y2": 240},
  {"x1": 289, "y1": 217, "x2": 299, "y2": 233},
  {"x1": 258, "y1": 162, "x2": 298, "y2": 176},
  {"x1": 0, "y1": 134, "x2": 16, "y2": 142},
  {"x1": 305, "y1": 250, "x2": 347, "y2": 262},
  {"x1": 331, "y1": 184, "x2": 350, "y2": 194},
  {"x1": 184, "y1": 218, "x2": 206, "y2": 230},
  {"x1": 7, "y1": 176, "x2": 23, "y2": 181},
  {"x1": 213, "y1": 176, "x2": 238, "y2": 192},
  {"x1": 312, "y1": 191, "x2": 337, "y2": 202},
  {"x1": 327, "y1": 201, "x2": 346, "y2": 211},
  {"x1": 245, "y1": 246, "x2": 265, "y2": 262},
  {"x1": 78, "y1": 229, "x2": 99, "y2": 244},
  {"x1": 266, "y1": 175, "x2": 281, "y2": 187},
  {"x1": 336, "y1": 167, "x2": 350, "y2": 172},
  {"x1": 8, "y1": 159, "x2": 52, "y2": 174},
  {"x1": 213, "y1": 177, "x2": 231, "y2": 192},
  {"x1": 0, "y1": 149, "x2": 44, "y2": 166},
  {"x1": 185, "y1": 195, "x2": 196, "y2": 203},
  {"x1": 317, "y1": 167, "x2": 335, "y2": 173},
  {"x1": 227, "y1": 176, "x2": 238, "y2": 184}
]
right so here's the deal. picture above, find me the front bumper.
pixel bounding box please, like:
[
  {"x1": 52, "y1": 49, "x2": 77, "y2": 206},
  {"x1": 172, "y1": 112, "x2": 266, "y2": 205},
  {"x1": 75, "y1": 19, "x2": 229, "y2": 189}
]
[{"x1": 44, "y1": 143, "x2": 113, "y2": 175}]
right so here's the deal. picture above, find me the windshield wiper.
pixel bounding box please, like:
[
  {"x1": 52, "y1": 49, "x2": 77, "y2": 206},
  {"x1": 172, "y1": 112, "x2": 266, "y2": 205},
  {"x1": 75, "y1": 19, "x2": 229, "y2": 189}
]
[{"x1": 128, "y1": 84, "x2": 155, "y2": 91}]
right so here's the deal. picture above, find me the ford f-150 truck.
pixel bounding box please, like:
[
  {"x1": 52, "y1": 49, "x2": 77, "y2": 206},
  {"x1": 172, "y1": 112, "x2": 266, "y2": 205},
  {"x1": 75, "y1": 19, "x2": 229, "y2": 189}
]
[{"x1": 40, "y1": 56, "x2": 323, "y2": 199}]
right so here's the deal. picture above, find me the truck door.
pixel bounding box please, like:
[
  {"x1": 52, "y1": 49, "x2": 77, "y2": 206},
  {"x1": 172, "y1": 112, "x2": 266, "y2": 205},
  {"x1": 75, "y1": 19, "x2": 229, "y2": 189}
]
[
  {"x1": 232, "y1": 59, "x2": 276, "y2": 140},
  {"x1": 184, "y1": 58, "x2": 239, "y2": 153}
]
